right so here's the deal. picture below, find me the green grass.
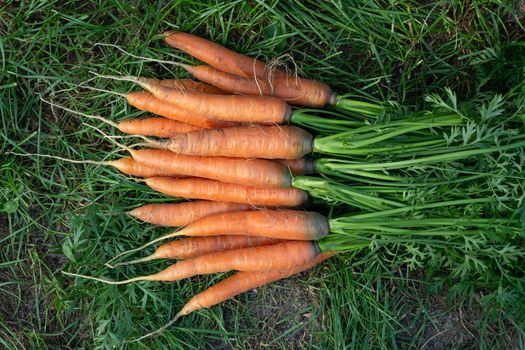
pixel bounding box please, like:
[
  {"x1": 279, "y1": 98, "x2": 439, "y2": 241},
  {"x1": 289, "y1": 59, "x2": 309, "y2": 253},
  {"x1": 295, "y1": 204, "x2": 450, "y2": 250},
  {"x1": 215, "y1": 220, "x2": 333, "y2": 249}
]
[{"x1": 1, "y1": 0, "x2": 524, "y2": 349}]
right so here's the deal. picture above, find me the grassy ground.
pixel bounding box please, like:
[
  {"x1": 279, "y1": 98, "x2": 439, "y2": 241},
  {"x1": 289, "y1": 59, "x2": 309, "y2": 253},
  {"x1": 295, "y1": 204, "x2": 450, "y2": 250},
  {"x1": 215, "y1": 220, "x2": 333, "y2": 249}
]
[{"x1": 1, "y1": 1, "x2": 524, "y2": 349}]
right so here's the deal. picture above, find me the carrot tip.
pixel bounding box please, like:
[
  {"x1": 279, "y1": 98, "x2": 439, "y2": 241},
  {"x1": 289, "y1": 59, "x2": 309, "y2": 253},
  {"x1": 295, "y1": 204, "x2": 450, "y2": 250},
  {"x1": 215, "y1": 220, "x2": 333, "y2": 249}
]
[{"x1": 163, "y1": 30, "x2": 177, "y2": 38}]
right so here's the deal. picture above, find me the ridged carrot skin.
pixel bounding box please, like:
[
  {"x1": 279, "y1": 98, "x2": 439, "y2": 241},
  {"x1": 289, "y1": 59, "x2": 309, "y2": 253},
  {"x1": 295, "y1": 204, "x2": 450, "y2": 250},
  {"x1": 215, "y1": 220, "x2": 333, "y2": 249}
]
[
  {"x1": 138, "y1": 241, "x2": 320, "y2": 281},
  {"x1": 164, "y1": 31, "x2": 288, "y2": 79},
  {"x1": 173, "y1": 210, "x2": 329, "y2": 241},
  {"x1": 139, "y1": 80, "x2": 292, "y2": 125},
  {"x1": 157, "y1": 79, "x2": 227, "y2": 94},
  {"x1": 178, "y1": 254, "x2": 331, "y2": 317},
  {"x1": 145, "y1": 177, "x2": 308, "y2": 207},
  {"x1": 185, "y1": 65, "x2": 337, "y2": 107},
  {"x1": 161, "y1": 126, "x2": 313, "y2": 159},
  {"x1": 149, "y1": 235, "x2": 284, "y2": 260},
  {"x1": 130, "y1": 149, "x2": 292, "y2": 188},
  {"x1": 118, "y1": 117, "x2": 201, "y2": 137},
  {"x1": 128, "y1": 201, "x2": 251, "y2": 227},
  {"x1": 125, "y1": 91, "x2": 236, "y2": 129},
  {"x1": 275, "y1": 158, "x2": 315, "y2": 176},
  {"x1": 108, "y1": 157, "x2": 183, "y2": 178}
]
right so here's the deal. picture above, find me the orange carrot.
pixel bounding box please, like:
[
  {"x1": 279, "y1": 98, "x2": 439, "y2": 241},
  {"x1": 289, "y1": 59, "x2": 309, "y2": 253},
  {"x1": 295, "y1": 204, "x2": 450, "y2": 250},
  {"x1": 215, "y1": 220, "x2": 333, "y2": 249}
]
[
  {"x1": 164, "y1": 31, "x2": 288, "y2": 79},
  {"x1": 156, "y1": 125, "x2": 313, "y2": 160},
  {"x1": 125, "y1": 91, "x2": 236, "y2": 129},
  {"x1": 65, "y1": 241, "x2": 320, "y2": 285},
  {"x1": 118, "y1": 117, "x2": 201, "y2": 137},
  {"x1": 145, "y1": 177, "x2": 308, "y2": 207},
  {"x1": 128, "y1": 201, "x2": 251, "y2": 227},
  {"x1": 112, "y1": 235, "x2": 284, "y2": 267},
  {"x1": 178, "y1": 253, "x2": 331, "y2": 317},
  {"x1": 106, "y1": 157, "x2": 185, "y2": 178},
  {"x1": 184, "y1": 65, "x2": 336, "y2": 107},
  {"x1": 129, "y1": 77, "x2": 292, "y2": 125},
  {"x1": 275, "y1": 158, "x2": 315, "y2": 176},
  {"x1": 130, "y1": 149, "x2": 291, "y2": 188},
  {"x1": 140, "y1": 210, "x2": 329, "y2": 246},
  {"x1": 157, "y1": 79, "x2": 227, "y2": 94}
]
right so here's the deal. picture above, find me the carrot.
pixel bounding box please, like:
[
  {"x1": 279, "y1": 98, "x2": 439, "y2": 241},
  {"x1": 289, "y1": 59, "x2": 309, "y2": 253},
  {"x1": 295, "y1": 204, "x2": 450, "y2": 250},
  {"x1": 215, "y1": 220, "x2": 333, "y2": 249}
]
[
  {"x1": 157, "y1": 79, "x2": 227, "y2": 94},
  {"x1": 152, "y1": 209, "x2": 330, "y2": 242},
  {"x1": 154, "y1": 125, "x2": 313, "y2": 160},
  {"x1": 178, "y1": 254, "x2": 331, "y2": 317},
  {"x1": 107, "y1": 157, "x2": 187, "y2": 178},
  {"x1": 275, "y1": 158, "x2": 315, "y2": 176},
  {"x1": 184, "y1": 65, "x2": 337, "y2": 107},
  {"x1": 145, "y1": 177, "x2": 308, "y2": 207},
  {"x1": 118, "y1": 117, "x2": 201, "y2": 137},
  {"x1": 125, "y1": 91, "x2": 237, "y2": 129},
  {"x1": 111, "y1": 210, "x2": 327, "y2": 263},
  {"x1": 64, "y1": 241, "x2": 320, "y2": 284},
  {"x1": 128, "y1": 201, "x2": 251, "y2": 227},
  {"x1": 115, "y1": 76, "x2": 292, "y2": 125},
  {"x1": 130, "y1": 149, "x2": 292, "y2": 188},
  {"x1": 164, "y1": 31, "x2": 288, "y2": 79},
  {"x1": 132, "y1": 253, "x2": 332, "y2": 341},
  {"x1": 111, "y1": 235, "x2": 284, "y2": 267}
]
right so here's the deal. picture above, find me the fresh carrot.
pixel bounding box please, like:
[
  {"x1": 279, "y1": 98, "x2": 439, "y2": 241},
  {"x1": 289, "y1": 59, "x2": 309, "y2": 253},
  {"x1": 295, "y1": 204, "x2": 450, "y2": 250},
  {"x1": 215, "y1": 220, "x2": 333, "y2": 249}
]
[
  {"x1": 153, "y1": 125, "x2": 313, "y2": 160},
  {"x1": 104, "y1": 157, "x2": 185, "y2": 178},
  {"x1": 145, "y1": 177, "x2": 308, "y2": 207},
  {"x1": 149, "y1": 209, "x2": 330, "y2": 243},
  {"x1": 164, "y1": 31, "x2": 288, "y2": 79},
  {"x1": 128, "y1": 201, "x2": 251, "y2": 227},
  {"x1": 177, "y1": 253, "x2": 331, "y2": 318},
  {"x1": 133, "y1": 253, "x2": 332, "y2": 341},
  {"x1": 157, "y1": 79, "x2": 227, "y2": 94},
  {"x1": 275, "y1": 158, "x2": 315, "y2": 176},
  {"x1": 125, "y1": 91, "x2": 236, "y2": 129},
  {"x1": 129, "y1": 149, "x2": 292, "y2": 188},
  {"x1": 64, "y1": 241, "x2": 320, "y2": 284},
  {"x1": 111, "y1": 235, "x2": 284, "y2": 267},
  {"x1": 184, "y1": 64, "x2": 337, "y2": 107},
  {"x1": 117, "y1": 76, "x2": 292, "y2": 125},
  {"x1": 118, "y1": 117, "x2": 201, "y2": 137}
]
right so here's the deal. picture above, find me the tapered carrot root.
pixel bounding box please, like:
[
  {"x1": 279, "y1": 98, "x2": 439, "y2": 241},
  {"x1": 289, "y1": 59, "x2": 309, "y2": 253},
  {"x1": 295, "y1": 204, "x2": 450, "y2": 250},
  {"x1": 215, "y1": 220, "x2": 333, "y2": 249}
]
[
  {"x1": 66, "y1": 241, "x2": 320, "y2": 285},
  {"x1": 164, "y1": 31, "x2": 288, "y2": 79},
  {"x1": 162, "y1": 209, "x2": 330, "y2": 241},
  {"x1": 128, "y1": 77, "x2": 292, "y2": 125},
  {"x1": 134, "y1": 253, "x2": 332, "y2": 341},
  {"x1": 130, "y1": 149, "x2": 291, "y2": 188},
  {"x1": 118, "y1": 117, "x2": 202, "y2": 137},
  {"x1": 157, "y1": 126, "x2": 313, "y2": 160},
  {"x1": 145, "y1": 177, "x2": 308, "y2": 207},
  {"x1": 108, "y1": 157, "x2": 186, "y2": 178},
  {"x1": 185, "y1": 65, "x2": 336, "y2": 107},
  {"x1": 158, "y1": 79, "x2": 227, "y2": 94},
  {"x1": 125, "y1": 91, "x2": 236, "y2": 129},
  {"x1": 275, "y1": 158, "x2": 315, "y2": 176},
  {"x1": 179, "y1": 253, "x2": 331, "y2": 316},
  {"x1": 128, "y1": 201, "x2": 251, "y2": 227},
  {"x1": 113, "y1": 235, "x2": 284, "y2": 267}
]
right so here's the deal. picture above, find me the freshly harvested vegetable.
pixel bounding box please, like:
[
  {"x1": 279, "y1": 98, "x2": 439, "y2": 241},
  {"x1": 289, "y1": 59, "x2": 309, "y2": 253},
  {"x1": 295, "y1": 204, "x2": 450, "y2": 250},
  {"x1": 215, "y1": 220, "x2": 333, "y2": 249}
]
[
  {"x1": 64, "y1": 240, "x2": 320, "y2": 283},
  {"x1": 183, "y1": 64, "x2": 336, "y2": 107},
  {"x1": 129, "y1": 149, "x2": 292, "y2": 188},
  {"x1": 127, "y1": 76, "x2": 293, "y2": 125},
  {"x1": 118, "y1": 117, "x2": 201, "y2": 137},
  {"x1": 135, "y1": 253, "x2": 332, "y2": 341},
  {"x1": 145, "y1": 177, "x2": 308, "y2": 207},
  {"x1": 125, "y1": 91, "x2": 236, "y2": 129},
  {"x1": 128, "y1": 200, "x2": 251, "y2": 227},
  {"x1": 110, "y1": 235, "x2": 284, "y2": 267},
  {"x1": 105, "y1": 157, "x2": 186, "y2": 178},
  {"x1": 163, "y1": 31, "x2": 288, "y2": 79}
]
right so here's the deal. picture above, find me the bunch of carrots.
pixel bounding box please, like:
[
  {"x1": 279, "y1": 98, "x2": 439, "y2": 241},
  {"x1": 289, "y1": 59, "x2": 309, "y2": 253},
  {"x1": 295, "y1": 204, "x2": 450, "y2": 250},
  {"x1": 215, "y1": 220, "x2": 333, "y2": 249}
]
[
  {"x1": 62, "y1": 31, "x2": 524, "y2": 340},
  {"x1": 63, "y1": 32, "x2": 347, "y2": 340}
]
